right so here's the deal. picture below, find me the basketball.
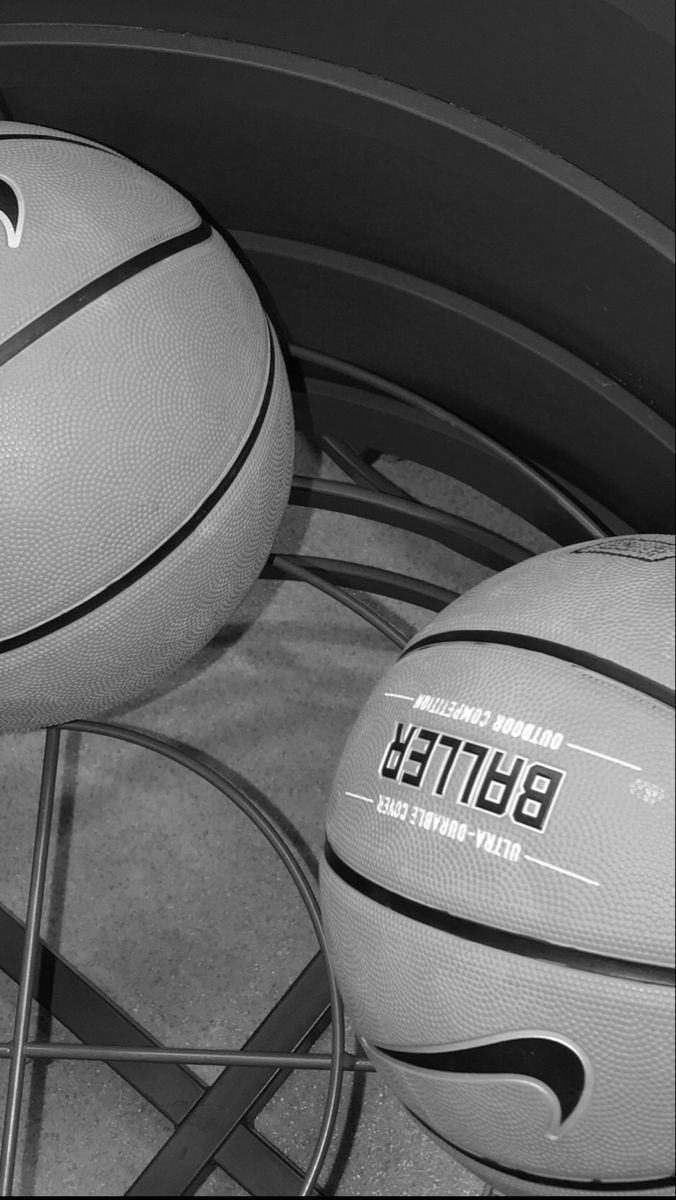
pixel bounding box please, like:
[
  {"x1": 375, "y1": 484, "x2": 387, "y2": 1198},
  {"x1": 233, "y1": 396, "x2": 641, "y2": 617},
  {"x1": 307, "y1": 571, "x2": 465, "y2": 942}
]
[
  {"x1": 0, "y1": 121, "x2": 294, "y2": 734},
  {"x1": 320, "y1": 534, "x2": 675, "y2": 1196}
]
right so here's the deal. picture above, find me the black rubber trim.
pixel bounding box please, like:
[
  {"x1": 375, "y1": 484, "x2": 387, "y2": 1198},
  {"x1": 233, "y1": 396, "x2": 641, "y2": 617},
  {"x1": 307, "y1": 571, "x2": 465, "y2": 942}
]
[
  {"x1": 323, "y1": 843, "x2": 675, "y2": 987},
  {"x1": 0, "y1": 133, "x2": 121, "y2": 155},
  {"x1": 1, "y1": 319, "x2": 276, "y2": 654},
  {"x1": 0, "y1": 218, "x2": 211, "y2": 369},
  {"x1": 400, "y1": 630, "x2": 676, "y2": 710},
  {"x1": 410, "y1": 1110, "x2": 675, "y2": 1192}
]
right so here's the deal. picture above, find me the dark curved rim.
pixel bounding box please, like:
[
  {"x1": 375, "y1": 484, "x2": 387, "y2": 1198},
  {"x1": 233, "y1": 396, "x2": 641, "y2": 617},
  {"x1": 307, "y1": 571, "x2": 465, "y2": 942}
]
[{"x1": 0, "y1": 23, "x2": 671, "y2": 257}]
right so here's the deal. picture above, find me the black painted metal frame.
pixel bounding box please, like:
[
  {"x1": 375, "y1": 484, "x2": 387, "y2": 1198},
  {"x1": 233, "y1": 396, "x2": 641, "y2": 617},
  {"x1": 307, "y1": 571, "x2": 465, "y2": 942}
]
[{"x1": 0, "y1": 721, "x2": 352, "y2": 1198}]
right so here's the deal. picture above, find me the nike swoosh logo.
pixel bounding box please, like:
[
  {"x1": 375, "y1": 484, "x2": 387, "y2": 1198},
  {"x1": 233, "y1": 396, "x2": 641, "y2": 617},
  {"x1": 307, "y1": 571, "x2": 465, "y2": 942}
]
[
  {"x1": 372, "y1": 1032, "x2": 590, "y2": 1136},
  {"x1": 0, "y1": 176, "x2": 24, "y2": 248}
]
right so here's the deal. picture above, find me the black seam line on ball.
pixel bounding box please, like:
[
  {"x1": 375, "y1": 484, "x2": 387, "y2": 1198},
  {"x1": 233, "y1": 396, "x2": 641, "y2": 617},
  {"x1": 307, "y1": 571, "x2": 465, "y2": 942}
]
[
  {"x1": 0, "y1": 134, "x2": 121, "y2": 156},
  {"x1": 399, "y1": 630, "x2": 676, "y2": 710},
  {"x1": 0, "y1": 319, "x2": 276, "y2": 655},
  {"x1": 408, "y1": 1111, "x2": 675, "y2": 1191},
  {"x1": 0, "y1": 218, "x2": 211, "y2": 369},
  {"x1": 323, "y1": 843, "x2": 674, "y2": 987}
]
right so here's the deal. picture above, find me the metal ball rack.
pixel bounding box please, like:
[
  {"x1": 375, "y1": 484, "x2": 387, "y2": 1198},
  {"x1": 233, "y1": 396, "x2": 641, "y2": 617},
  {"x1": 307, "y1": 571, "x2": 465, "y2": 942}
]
[
  {"x1": 0, "y1": 364, "x2": 618, "y2": 1196},
  {"x1": 0, "y1": 8, "x2": 673, "y2": 1193}
]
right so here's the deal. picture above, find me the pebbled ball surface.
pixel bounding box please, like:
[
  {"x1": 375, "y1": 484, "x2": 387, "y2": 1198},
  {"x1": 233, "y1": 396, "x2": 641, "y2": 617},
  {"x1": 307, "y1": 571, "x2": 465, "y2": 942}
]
[
  {"x1": 409, "y1": 535, "x2": 675, "y2": 688},
  {"x1": 1, "y1": 233, "x2": 272, "y2": 636},
  {"x1": 325, "y1": 640, "x2": 674, "y2": 965},
  {"x1": 321, "y1": 861, "x2": 675, "y2": 1184},
  {"x1": 320, "y1": 535, "x2": 675, "y2": 1192},
  {"x1": 0, "y1": 120, "x2": 199, "y2": 340},
  {"x1": 1, "y1": 123, "x2": 294, "y2": 732}
]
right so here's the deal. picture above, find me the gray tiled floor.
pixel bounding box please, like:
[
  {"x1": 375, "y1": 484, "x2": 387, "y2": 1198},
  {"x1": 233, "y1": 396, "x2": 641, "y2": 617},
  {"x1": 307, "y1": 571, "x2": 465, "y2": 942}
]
[{"x1": 0, "y1": 434, "x2": 552, "y2": 1195}]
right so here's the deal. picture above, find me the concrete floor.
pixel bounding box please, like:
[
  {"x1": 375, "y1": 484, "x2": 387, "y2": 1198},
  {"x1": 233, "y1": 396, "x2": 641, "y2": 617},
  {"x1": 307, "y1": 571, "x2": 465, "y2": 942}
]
[{"x1": 0, "y1": 433, "x2": 553, "y2": 1195}]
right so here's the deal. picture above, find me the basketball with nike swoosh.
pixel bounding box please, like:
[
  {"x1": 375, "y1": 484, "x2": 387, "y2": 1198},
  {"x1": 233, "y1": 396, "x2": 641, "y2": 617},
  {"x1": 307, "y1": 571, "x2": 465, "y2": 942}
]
[
  {"x1": 320, "y1": 534, "x2": 675, "y2": 1196},
  {"x1": 0, "y1": 122, "x2": 293, "y2": 733}
]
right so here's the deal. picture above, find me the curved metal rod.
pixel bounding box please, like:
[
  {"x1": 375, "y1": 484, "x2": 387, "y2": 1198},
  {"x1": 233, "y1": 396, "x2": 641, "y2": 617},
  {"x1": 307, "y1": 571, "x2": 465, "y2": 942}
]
[
  {"x1": 263, "y1": 554, "x2": 457, "y2": 613},
  {"x1": 318, "y1": 435, "x2": 412, "y2": 501},
  {"x1": 1, "y1": 1042, "x2": 374, "y2": 1073},
  {"x1": 273, "y1": 554, "x2": 410, "y2": 649},
  {"x1": 0, "y1": 727, "x2": 61, "y2": 1197},
  {"x1": 290, "y1": 345, "x2": 611, "y2": 539},
  {"x1": 290, "y1": 476, "x2": 529, "y2": 571},
  {"x1": 60, "y1": 719, "x2": 345, "y2": 1198}
]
